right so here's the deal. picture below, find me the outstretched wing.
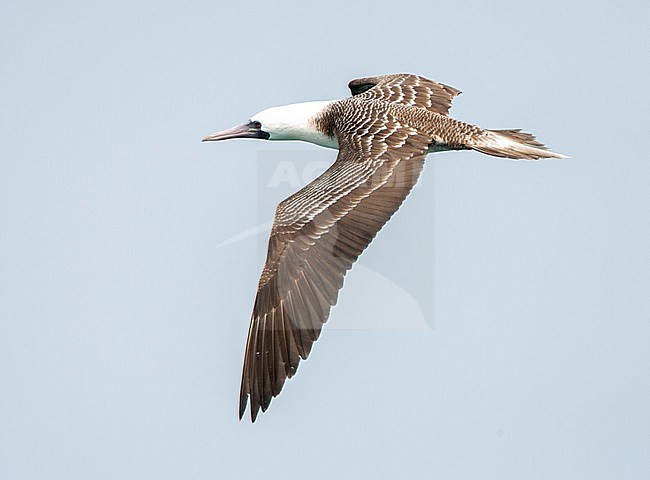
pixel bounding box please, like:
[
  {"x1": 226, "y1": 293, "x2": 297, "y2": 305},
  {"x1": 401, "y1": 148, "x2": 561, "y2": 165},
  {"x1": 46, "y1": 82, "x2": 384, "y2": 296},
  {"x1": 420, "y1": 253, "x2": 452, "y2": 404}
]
[
  {"x1": 240, "y1": 109, "x2": 432, "y2": 421},
  {"x1": 348, "y1": 73, "x2": 461, "y2": 116}
]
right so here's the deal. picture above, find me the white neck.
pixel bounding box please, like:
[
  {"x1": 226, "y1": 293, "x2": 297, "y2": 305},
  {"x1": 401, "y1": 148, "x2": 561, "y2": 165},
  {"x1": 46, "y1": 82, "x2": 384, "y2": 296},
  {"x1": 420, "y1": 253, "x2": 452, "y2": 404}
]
[{"x1": 251, "y1": 100, "x2": 339, "y2": 149}]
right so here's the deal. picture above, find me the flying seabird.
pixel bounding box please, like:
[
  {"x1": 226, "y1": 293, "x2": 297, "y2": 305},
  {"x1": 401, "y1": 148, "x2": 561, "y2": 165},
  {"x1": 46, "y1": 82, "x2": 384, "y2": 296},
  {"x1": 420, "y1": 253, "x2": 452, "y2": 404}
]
[{"x1": 203, "y1": 73, "x2": 565, "y2": 422}]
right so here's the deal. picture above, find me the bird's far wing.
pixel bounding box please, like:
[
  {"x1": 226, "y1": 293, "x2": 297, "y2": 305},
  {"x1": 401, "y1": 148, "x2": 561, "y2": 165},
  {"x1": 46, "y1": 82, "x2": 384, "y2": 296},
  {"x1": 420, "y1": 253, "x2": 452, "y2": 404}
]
[
  {"x1": 240, "y1": 112, "x2": 432, "y2": 421},
  {"x1": 348, "y1": 73, "x2": 461, "y2": 116}
]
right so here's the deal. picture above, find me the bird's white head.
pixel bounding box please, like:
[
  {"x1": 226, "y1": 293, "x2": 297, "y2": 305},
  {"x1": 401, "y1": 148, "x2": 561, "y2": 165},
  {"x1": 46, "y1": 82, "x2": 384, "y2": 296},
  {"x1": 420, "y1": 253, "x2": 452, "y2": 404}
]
[{"x1": 203, "y1": 100, "x2": 338, "y2": 149}]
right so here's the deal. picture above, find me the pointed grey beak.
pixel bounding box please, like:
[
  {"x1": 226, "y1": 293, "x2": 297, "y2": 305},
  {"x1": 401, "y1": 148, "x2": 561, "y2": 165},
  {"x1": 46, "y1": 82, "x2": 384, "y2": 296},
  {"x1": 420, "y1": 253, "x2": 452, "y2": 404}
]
[{"x1": 202, "y1": 121, "x2": 269, "y2": 142}]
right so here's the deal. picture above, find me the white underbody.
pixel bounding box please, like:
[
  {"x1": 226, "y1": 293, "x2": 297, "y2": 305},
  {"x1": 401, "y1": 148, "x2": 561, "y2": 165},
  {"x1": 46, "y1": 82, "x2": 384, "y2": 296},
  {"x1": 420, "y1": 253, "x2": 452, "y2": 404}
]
[{"x1": 426, "y1": 144, "x2": 457, "y2": 154}]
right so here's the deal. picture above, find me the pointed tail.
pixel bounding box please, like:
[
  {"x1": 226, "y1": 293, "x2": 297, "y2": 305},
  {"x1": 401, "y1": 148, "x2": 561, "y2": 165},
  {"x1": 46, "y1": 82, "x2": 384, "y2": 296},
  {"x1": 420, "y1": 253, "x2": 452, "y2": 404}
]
[{"x1": 472, "y1": 129, "x2": 567, "y2": 160}]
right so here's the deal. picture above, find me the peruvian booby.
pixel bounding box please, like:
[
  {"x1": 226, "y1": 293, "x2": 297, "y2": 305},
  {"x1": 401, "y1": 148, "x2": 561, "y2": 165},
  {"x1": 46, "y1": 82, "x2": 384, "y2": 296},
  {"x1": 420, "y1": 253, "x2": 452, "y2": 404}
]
[{"x1": 203, "y1": 73, "x2": 565, "y2": 422}]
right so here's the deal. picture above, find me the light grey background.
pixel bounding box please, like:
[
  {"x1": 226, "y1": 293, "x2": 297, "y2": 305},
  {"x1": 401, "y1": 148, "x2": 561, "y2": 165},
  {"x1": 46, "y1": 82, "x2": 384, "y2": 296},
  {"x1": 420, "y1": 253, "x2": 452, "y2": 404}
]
[{"x1": 1, "y1": 1, "x2": 649, "y2": 479}]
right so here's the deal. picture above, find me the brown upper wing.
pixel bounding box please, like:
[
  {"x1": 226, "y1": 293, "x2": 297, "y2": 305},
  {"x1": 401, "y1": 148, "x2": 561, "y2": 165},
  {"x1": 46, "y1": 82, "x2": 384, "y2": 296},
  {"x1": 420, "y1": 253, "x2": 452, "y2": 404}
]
[
  {"x1": 348, "y1": 73, "x2": 461, "y2": 116},
  {"x1": 240, "y1": 107, "x2": 431, "y2": 421}
]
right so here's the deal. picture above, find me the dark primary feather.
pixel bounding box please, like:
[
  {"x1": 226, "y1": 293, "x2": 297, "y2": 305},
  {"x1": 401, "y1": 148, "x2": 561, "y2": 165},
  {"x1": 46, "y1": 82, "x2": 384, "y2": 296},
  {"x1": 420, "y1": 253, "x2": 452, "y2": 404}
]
[{"x1": 239, "y1": 99, "x2": 433, "y2": 421}]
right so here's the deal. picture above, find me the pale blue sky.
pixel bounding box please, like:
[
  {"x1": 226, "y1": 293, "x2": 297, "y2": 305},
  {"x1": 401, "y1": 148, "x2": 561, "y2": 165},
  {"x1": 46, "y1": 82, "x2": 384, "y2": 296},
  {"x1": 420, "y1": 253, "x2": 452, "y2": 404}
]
[{"x1": 1, "y1": 1, "x2": 649, "y2": 479}]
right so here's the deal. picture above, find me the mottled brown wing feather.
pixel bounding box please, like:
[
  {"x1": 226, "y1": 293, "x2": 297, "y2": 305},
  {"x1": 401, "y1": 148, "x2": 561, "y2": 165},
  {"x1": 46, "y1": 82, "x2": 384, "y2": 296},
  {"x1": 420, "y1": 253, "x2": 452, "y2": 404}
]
[
  {"x1": 240, "y1": 111, "x2": 431, "y2": 421},
  {"x1": 348, "y1": 73, "x2": 461, "y2": 116}
]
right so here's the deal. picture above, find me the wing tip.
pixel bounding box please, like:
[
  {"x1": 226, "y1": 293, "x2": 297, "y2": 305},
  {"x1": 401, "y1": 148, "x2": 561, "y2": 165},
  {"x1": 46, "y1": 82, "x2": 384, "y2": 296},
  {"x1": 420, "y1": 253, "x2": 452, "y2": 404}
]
[
  {"x1": 239, "y1": 395, "x2": 263, "y2": 423},
  {"x1": 238, "y1": 400, "x2": 247, "y2": 421},
  {"x1": 240, "y1": 386, "x2": 267, "y2": 423},
  {"x1": 250, "y1": 405, "x2": 260, "y2": 422}
]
